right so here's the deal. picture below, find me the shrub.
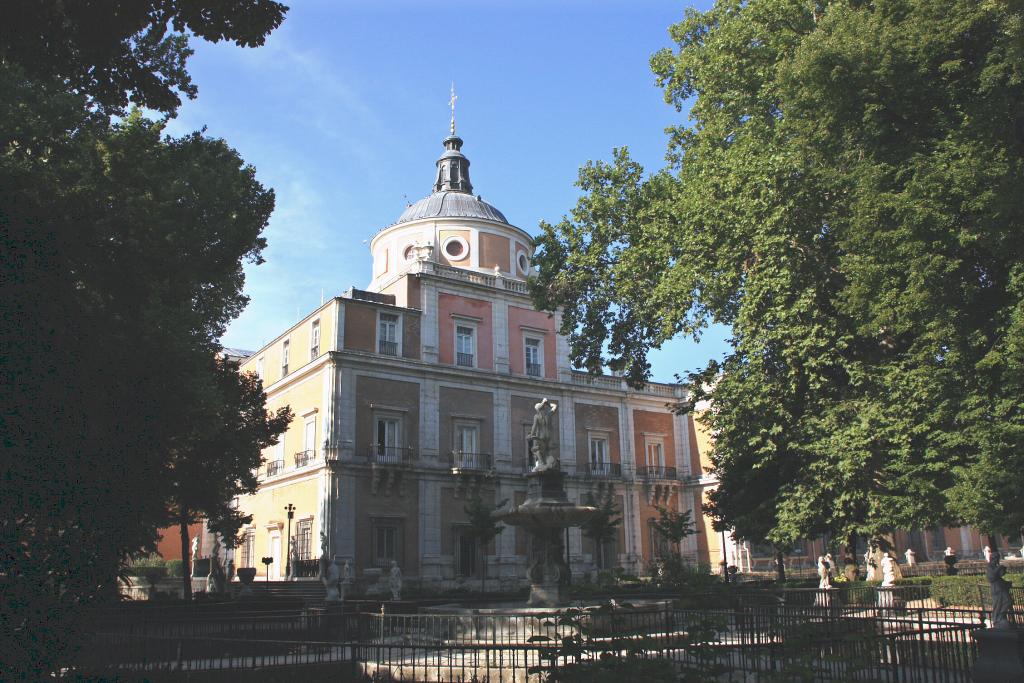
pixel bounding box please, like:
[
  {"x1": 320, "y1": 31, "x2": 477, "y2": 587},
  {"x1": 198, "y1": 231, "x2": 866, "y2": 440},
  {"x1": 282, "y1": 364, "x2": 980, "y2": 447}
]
[{"x1": 165, "y1": 559, "x2": 184, "y2": 577}]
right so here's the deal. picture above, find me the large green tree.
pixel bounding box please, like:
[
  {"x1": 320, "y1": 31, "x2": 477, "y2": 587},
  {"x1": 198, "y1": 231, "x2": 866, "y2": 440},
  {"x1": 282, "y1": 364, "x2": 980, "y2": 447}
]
[
  {"x1": 169, "y1": 357, "x2": 292, "y2": 601},
  {"x1": 1, "y1": 1, "x2": 288, "y2": 114},
  {"x1": 532, "y1": 0, "x2": 1024, "y2": 551},
  {"x1": 1, "y1": 3, "x2": 285, "y2": 671}
]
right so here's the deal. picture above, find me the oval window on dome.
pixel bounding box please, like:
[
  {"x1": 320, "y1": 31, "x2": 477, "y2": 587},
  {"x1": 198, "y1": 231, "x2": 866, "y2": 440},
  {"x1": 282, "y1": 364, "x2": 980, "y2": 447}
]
[
  {"x1": 518, "y1": 252, "x2": 530, "y2": 274},
  {"x1": 403, "y1": 245, "x2": 417, "y2": 262},
  {"x1": 443, "y1": 236, "x2": 468, "y2": 260}
]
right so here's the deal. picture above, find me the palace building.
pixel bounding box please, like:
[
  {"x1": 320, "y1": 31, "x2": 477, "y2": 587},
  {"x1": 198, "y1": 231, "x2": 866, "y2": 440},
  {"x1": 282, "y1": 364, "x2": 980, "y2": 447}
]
[{"x1": 229, "y1": 127, "x2": 728, "y2": 587}]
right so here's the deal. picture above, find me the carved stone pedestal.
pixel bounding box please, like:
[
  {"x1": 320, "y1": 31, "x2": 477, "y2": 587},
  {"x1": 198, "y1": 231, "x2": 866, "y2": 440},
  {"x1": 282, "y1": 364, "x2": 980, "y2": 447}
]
[{"x1": 972, "y1": 627, "x2": 1024, "y2": 683}]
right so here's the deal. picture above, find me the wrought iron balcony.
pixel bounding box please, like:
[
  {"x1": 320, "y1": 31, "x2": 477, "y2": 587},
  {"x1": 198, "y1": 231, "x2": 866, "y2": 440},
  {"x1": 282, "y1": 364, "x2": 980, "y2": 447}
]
[
  {"x1": 369, "y1": 444, "x2": 413, "y2": 466},
  {"x1": 378, "y1": 340, "x2": 398, "y2": 356},
  {"x1": 294, "y1": 450, "x2": 315, "y2": 468},
  {"x1": 265, "y1": 460, "x2": 285, "y2": 477},
  {"x1": 450, "y1": 451, "x2": 493, "y2": 472},
  {"x1": 456, "y1": 352, "x2": 474, "y2": 367},
  {"x1": 526, "y1": 363, "x2": 542, "y2": 377},
  {"x1": 584, "y1": 462, "x2": 622, "y2": 478},
  {"x1": 639, "y1": 465, "x2": 678, "y2": 480}
]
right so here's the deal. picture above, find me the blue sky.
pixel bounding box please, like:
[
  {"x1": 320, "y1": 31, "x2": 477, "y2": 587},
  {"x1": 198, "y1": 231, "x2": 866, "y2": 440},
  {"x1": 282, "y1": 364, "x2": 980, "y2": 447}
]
[{"x1": 166, "y1": 0, "x2": 728, "y2": 383}]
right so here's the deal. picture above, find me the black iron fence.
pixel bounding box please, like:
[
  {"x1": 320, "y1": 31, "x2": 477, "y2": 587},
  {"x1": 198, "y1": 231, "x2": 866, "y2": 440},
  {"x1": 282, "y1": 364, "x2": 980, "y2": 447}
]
[
  {"x1": 639, "y1": 465, "x2": 677, "y2": 480},
  {"x1": 583, "y1": 461, "x2": 622, "y2": 478},
  {"x1": 77, "y1": 602, "x2": 983, "y2": 682},
  {"x1": 368, "y1": 444, "x2": 413, "y2": 465},
  {"x1": 265, "y1": 459, "x2": 284, "y2": 477},
  {"x1": 294, "y1": 449, "x2": 316, "y2": 467}
]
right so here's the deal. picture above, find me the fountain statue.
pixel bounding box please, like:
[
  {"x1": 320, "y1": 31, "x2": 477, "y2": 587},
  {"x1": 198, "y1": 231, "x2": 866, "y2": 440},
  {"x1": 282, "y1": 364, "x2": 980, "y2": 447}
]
[{"x1": 497, "y1": 398, "x2": 598, "y2": 606}]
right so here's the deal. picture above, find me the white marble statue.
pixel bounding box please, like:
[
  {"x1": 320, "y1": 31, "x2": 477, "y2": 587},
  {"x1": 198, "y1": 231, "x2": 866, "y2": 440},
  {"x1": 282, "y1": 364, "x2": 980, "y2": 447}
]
[
  {"x1": 815, "y1": 556, "x2": 833, "y2": 607},
  {"x1": 944, "y1": 546, "x2": 955, "y2": 557},
  {"x1": 864, "y1": 547, "x2": 878, "y2": 581},
  {"x1": 983, "y1": 545, "x2": 992, "y2": 563},
  {"x1": 881, "y1": 552, "x2": 896, "y2": 587},
  {"x1": 389, "y1": 560, "x2": 403, "y2": 601},
  {"x1": 904, "y1": 548, "x2": 916, "y2": 566},
  {"x1": 528, "y1": 398, "x2": 559, "y2": 472},
  {"x1": 191, "y1": 535, "x2": 200, "y2": 560}
]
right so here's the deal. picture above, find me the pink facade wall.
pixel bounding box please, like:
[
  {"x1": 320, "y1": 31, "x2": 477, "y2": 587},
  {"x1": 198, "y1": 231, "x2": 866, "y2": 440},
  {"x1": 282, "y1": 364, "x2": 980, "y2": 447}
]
[
  {"x1": 507, "y1": 306, "x2": 557, "y2": 379},
  {"x1": 438, "y1": 293, "x2": 493, "y2": 369}
]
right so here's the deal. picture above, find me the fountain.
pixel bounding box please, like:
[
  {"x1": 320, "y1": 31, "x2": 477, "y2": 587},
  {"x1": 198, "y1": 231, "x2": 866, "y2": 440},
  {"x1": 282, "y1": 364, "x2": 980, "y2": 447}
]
[{"x1": 497, "y1": 399, "x2": 598, "y2": 605}]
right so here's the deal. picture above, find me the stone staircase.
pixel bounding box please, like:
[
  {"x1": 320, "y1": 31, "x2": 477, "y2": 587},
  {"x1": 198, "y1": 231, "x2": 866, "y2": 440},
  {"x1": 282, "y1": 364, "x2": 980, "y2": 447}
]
[{"x1": 233, "y1": 580, "x2": 326, "y2": 606}]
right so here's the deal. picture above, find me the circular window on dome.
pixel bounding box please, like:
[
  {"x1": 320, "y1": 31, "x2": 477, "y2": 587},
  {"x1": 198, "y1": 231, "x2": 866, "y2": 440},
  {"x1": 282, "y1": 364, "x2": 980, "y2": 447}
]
[
  {"x1": 443, "y1": 236, "x2": 469, "y2": 260},
  {"x1": 403, "y1": 245, "x2": 417, "y2": 262},
  {"x1": 517, "y1": 252, "x2": 530, "y2": 274}
]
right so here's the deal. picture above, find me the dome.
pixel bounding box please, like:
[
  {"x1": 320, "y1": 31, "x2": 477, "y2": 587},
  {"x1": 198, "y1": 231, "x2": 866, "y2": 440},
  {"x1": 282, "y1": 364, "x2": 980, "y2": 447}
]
[{"x1": 395, "y1": 190, "x2": 509, "y2": 226}]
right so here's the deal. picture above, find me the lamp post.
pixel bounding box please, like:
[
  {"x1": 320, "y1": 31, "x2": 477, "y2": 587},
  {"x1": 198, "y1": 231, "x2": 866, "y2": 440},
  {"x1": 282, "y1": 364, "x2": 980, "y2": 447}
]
[{"x1": 285, "y1": 504, "x2": 296, "y2": 579}]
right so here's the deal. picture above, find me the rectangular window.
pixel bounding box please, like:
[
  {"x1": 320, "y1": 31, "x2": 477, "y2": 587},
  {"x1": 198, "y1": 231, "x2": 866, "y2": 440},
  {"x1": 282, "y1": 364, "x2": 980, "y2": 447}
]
[
  {"x1": 525, "y1": 337, "x2": 542, "y2": 376},
  {"x1": 310, "y1": 320, "x2": 321, "y2": 359},
  {"x1": 457, "y1": 528, "x2": 478, "y2": 577},
  {"x1": 455, "y1": 423, "x2": 479, "y2": 454},
  {"x1": 296, "y1": 418, "x2": 316, "y2": 467},
  {"x1": 589, "y1": 436, "x2": 608, "y2": 474},
  {"x1": 456, "y1": 324, "x2": 475, "y2": 367},
  {"x1": 372, "y1": 520, "x2": 402, "y2": 568},
  {"x1": 375, "y1": 416, "x2": 402, "y2": 463},
  {"x1": 649, "y1": 520, "x2": 670, "y2": 559},
  {"x1": 241, "y1": 529, "x2": 255, "y2": 568},
  {"x1": 256, "y1": 357, "x2": 265, "y2": 381},
  {"x1": 379, "y1": 313, "x2": 399, "y2": 356},
  {"x1": 296, "y1": 519, "x2": 313, "y2": 560},
  {"x1": 281, "y1": 340, "x2": 290, "y2": 376},
  {"x1": 645, "y1": 440, "x2": 665, "y2": 477}
]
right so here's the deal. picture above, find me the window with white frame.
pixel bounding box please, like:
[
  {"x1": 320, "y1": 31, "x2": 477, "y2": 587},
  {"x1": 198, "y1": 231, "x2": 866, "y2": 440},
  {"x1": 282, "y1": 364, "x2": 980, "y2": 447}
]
[
  {"x1": 524, "y1": 336, "x2": 543, "y2": 377},
  {"x1": 374, "y1": 415, "x2": 402, "y2": 464},
  {"x1": 589, "y1": 435, "x2": 609, "y2": 475},
  {"x1": 256, "y1": 356, "x2": 265, "y2": 381},
  {"x1": 378, "y1": 312, "x2": 400, "y2": 356},
  {"x1": 296, "y1": 417, "x2": 315, "y2": 467},
  {"x1": 455, "y1": 324, "x2": 475, "y2": 367},
  {"x1": 281, "y1": 340, "x2": 290, "y2": 376},
  {"x1": 241, "y1": 528, "x2": 256, "y2": 568},
  {"x1": 453, "y1": 421, "x2": 481, "y2": 469},
  {"x1": 645, "y1": 438, "x2": 665, "y2": 477},
  {"x1": 310, "y1": 320, "x2": 321, "y2": 359},
  {"x1": 296, "y1": 519, "x2": 313, "y2": 560}
]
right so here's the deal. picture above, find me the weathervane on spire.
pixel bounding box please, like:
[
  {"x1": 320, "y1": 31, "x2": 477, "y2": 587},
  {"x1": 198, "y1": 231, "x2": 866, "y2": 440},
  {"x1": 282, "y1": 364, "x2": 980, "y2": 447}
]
[{"x1": 449, "y1": 81, "x2": 458, "y2": 135}]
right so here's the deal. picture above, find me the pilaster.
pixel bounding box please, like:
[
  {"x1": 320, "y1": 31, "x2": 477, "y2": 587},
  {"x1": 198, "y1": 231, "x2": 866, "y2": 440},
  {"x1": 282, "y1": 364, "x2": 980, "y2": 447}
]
[
  {"x1": 494, "y1": 387, "x2": 512, "y2": 466},
  {"x1": 493, "y1": 297, "x2": 510, "y2": 374},
  {"x1": 420, "y1": 378, "x2": 440, "y2": 460},
  {"x1": 339, "y1": 365, "x2": 357, "y2": 461},
  {"x1": 334, "y1": 473, "x2": 356, "y2": 563},
  {"x1": 422, "y1": 279, "x2": 439, "y2": 363},
  {"x1": 419, "y1": 477, "x2": 443, "y2": 580}
]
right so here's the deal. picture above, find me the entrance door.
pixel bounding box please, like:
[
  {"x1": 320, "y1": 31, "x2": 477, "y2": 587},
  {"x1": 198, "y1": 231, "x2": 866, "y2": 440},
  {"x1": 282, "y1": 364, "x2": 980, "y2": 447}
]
[{"x1": 270, "y1": 533, "x2": 282, "y2": 580}]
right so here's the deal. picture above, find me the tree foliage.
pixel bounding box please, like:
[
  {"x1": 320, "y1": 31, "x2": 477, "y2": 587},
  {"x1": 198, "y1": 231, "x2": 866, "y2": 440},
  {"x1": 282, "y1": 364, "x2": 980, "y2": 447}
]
[
  {"x1": 581, "y1": 492, "x2": 622, "y2": 569},
  {"x1": 532, "y1": 1, "x2": 1024, "y2": 546},
  {"x1": 0, "y1": 66, "x2": 277, "y2": 675},
  {"x1": 0, "y1": 1, "x2": 288, "y2": 114},
  {"x1": 463, "y1": 493, "x2": 504, "y2": 592}
]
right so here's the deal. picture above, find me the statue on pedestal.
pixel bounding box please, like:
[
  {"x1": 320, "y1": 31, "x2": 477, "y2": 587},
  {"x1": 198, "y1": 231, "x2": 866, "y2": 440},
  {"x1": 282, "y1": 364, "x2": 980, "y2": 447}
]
[
  {"x1": 319, "y1": 532, "x2": 342, "y2": 603},
  {"x1": 528, "y1": 399, "x2": 559, "y2": 472},
  {"x1": 904, "y1": 548, "x2": 916, "y2": 566},
  {"x1": 987, "y1": 550, "x2": 1015, "y2": 630},
  {"x1": 881, "y1": 552, "x2": 897, "y2": 587},
  {"x1": 389, "y1": 561, "x2": 403, "y2": 601}
]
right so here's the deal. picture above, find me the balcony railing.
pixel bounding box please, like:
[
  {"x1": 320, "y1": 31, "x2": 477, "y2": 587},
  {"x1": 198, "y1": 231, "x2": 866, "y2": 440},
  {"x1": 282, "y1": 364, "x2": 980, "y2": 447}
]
[
  {"x1": 456, "y1": 352, "x2": 474, "y2": 367},
  {"x1": 450, "y1": 451, "x2": 493, "y2": 471},
  {"x1": 293, "y1": 557, "x2": 320, "y2": 578},
  {"x1": 369, "y1": 444, "x2": 413, "y2": 465},
  {"x1": 639, "y1": 465, "x2": 678, "y2": 480},
  {"x1": 378, "y1": 340, "x2": 398, "y2": 356},
  {"x1": 294, "y1": 450, "x2": 315, "y2": 468},
  {"x1": 265, "y1": 460, "x2": 285, "y2": 477},
  {"x1": 526, "y1": 363, "x2": 542, "y2": 377},
  {"x1": 584, "y1": 461, "x2": 622, "y2": 478}
]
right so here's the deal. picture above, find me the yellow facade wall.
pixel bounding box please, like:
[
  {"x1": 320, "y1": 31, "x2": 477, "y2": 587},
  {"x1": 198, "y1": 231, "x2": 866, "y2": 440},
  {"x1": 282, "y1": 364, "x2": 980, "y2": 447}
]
[
  {"x1": 239, "y1": 300, "x2": 337, "y2": 387},
  {"x1": 235, "y1": 474, "x2": 324, "y2": 579}
]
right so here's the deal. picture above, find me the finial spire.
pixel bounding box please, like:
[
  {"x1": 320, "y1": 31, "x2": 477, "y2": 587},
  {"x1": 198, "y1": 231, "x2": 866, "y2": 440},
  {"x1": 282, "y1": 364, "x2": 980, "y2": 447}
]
[{"x1": 449, "y1": 82, "x2": 458, "y2": 135}]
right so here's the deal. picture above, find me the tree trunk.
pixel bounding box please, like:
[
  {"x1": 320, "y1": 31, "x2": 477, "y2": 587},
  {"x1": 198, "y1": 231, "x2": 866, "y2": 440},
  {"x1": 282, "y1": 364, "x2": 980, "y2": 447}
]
[
  {"x1": 179, "y1": 512, "x2": 191, "y2": 602},
  {"x1": 774, "y1": 549, "x2": 786, "y2": 583}
]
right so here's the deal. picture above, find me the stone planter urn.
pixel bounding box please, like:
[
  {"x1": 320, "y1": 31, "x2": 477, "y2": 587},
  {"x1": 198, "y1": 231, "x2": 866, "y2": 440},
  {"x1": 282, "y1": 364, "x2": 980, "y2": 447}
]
[{"x1": 237, "y1": 567, "x2": 257, "y2": 597}]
